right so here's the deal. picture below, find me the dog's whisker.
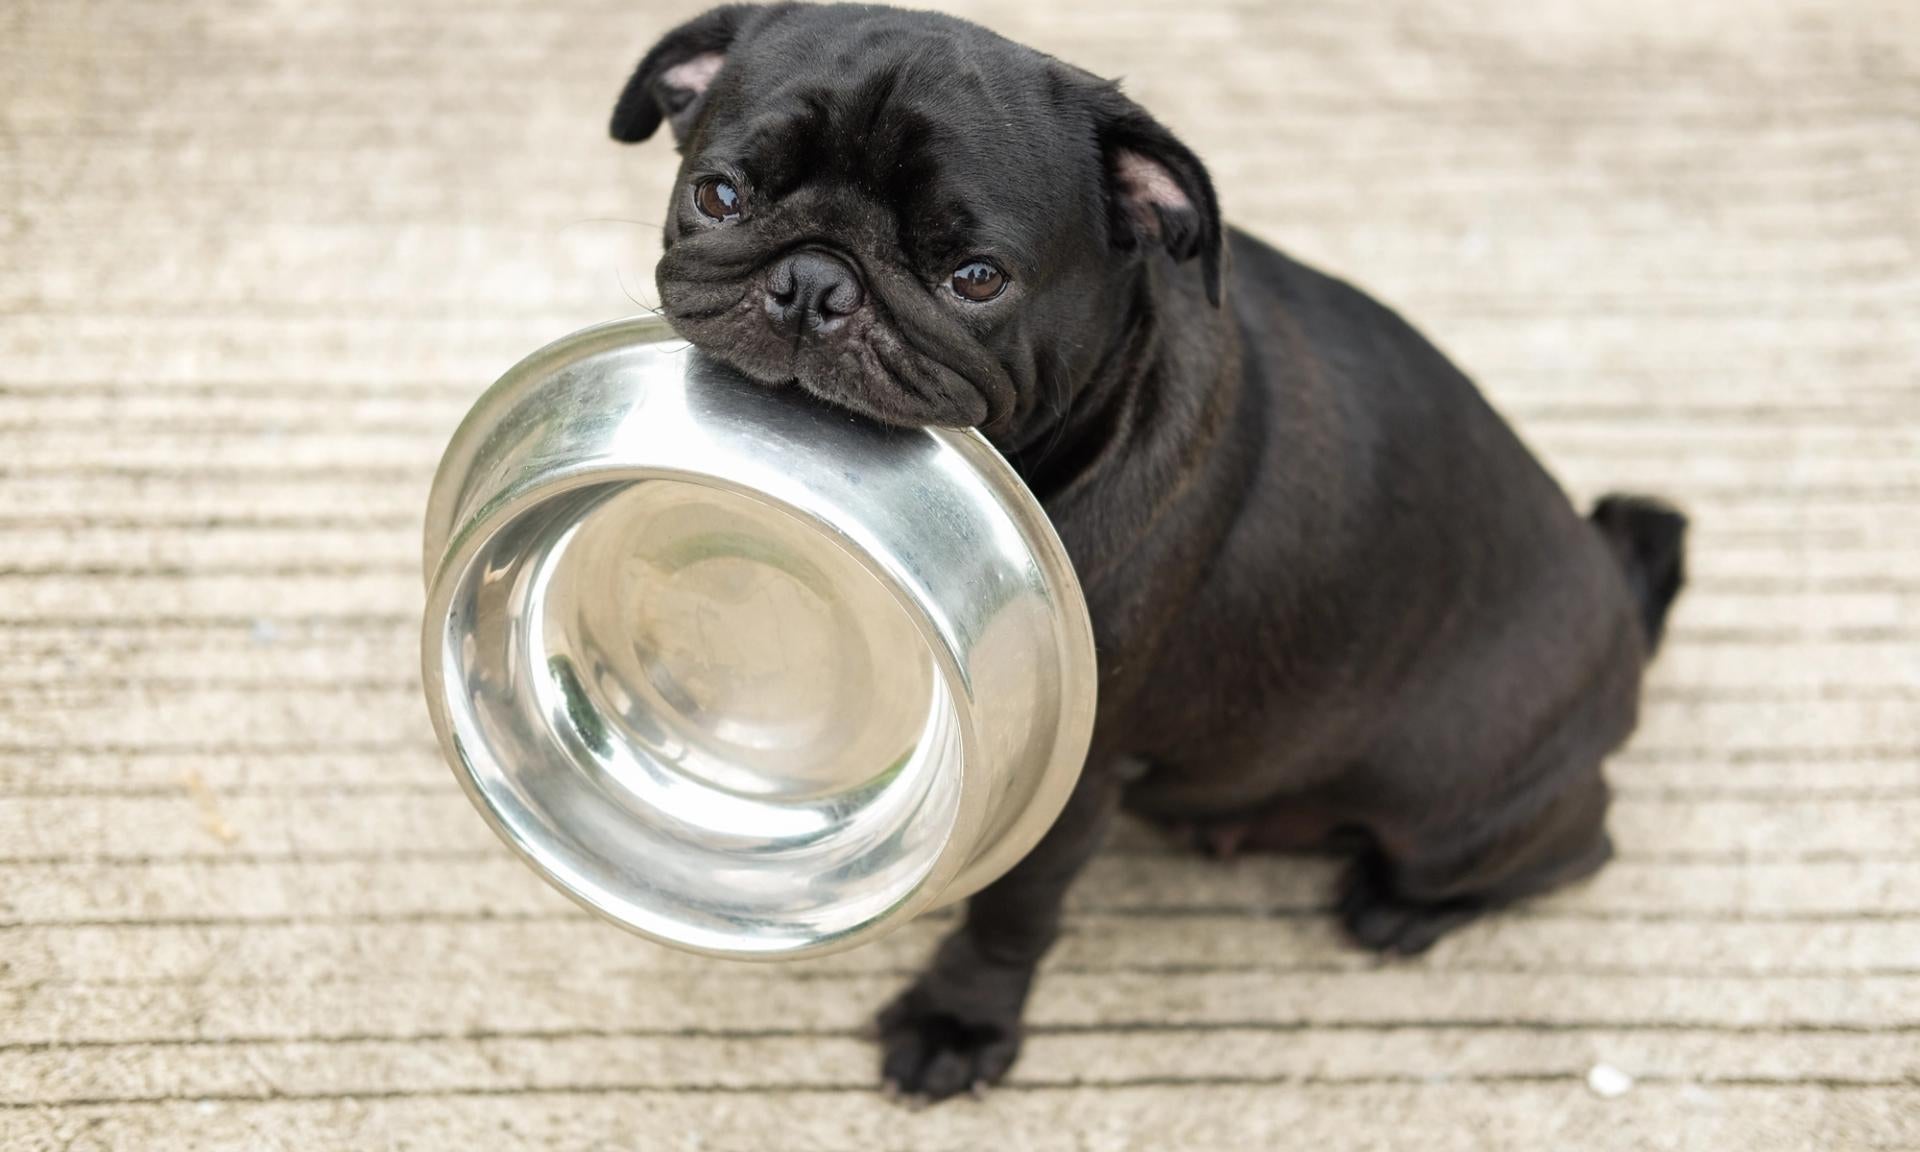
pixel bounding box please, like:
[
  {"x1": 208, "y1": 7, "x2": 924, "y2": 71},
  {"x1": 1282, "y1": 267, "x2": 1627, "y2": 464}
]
[
  {"x1": 1037, "y1": 344, "x2": 1075, "y2": 467},
  {"x1": 558, "y1": 215, "x2": 671, "y2": 232},
  {"x1": 611, "y1": 261, "x2": 666, "y2": 316}
]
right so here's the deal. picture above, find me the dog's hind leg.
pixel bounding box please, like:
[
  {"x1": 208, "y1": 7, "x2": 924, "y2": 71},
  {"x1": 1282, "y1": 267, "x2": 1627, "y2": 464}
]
[{"x1": 1336, "y1": 763, "x2": 1613, "y2": 955}]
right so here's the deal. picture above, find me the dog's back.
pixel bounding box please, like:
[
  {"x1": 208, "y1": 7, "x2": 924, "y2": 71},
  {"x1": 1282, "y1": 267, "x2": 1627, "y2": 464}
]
[{"x1": 1124, "y1": 229, "x2": 1686, "y2": 951}]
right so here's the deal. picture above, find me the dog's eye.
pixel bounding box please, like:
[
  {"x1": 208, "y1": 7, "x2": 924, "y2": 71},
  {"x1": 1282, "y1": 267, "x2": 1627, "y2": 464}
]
[
  {"x1": 950, "y1": 259, "x2": 1008, "y2": 302},
  {"x1": 693, "y1": 178, "x2": 743, "y2": 221}
]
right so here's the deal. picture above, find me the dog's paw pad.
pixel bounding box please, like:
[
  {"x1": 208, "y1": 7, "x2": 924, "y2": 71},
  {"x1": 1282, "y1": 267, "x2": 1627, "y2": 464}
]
[{"x1": 876, "y1": 993, "x2": 1020, "y2": 1104}]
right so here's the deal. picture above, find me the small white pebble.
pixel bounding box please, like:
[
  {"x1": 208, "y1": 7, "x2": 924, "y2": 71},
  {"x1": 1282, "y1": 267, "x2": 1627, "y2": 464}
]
[
  {"x1": 1587, "y1": 1063, "x2": 1634, "y2": 1098},
  {"x1": 196, "y1": 1100, "x2": 220, "y2": 1115},
  {"x1": 249, "y1": 618, "x2": 280, "y2": 646}
]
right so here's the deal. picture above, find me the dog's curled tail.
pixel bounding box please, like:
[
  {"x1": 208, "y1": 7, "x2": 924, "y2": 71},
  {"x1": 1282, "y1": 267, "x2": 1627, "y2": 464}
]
[{"x1": 1591, "y1": 494, "x2": 1688, "y2": 657}]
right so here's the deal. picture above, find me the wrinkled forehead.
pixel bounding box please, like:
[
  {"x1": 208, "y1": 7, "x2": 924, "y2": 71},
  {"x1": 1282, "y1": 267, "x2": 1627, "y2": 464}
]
[{"x1": 700, "y1": 11, "x2": 1095, "y2": 263}]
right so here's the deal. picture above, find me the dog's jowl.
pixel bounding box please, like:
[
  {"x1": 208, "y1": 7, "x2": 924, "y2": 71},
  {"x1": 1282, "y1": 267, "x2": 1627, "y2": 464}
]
[{"x1": 611, "y1": 2, "x2": 1688, "y2": 1102}]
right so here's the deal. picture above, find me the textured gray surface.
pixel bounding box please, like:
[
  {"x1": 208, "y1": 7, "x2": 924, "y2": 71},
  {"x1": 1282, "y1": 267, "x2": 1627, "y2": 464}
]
[{"x1": 3, "y1": 0, "x2": 1917, "y2": 1148}]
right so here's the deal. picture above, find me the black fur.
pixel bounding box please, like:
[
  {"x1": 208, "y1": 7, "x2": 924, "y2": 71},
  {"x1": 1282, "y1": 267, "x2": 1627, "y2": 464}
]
[
  {"x1": 1591, "y1": 495, "x2": 1689, "y2": 653},
  {"x1": 612, "y1": 2, "x2": 1687, "y2": 1103},
  {"x1": 609, "y1": 4, "x2": 763, "y2": 144}
]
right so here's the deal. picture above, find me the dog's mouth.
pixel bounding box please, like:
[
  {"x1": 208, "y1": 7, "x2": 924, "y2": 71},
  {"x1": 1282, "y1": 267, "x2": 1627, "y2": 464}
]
[{"x1": 658, "y1": 265, "x2": 1008, "y2": 432}]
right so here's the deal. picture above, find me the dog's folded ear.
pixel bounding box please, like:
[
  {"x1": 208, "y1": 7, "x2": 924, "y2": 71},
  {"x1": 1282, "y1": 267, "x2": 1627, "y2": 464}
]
[
  {"x1": 1092, "y1": 89, "x2": 1224, "y2": 306},
  {"x1": 611, "y1": 4, "x2": 776, "y2": 147}
]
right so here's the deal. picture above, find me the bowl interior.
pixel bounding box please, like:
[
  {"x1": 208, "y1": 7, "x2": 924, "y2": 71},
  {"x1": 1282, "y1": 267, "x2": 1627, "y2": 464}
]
[{"x1": 435, "y1": 475, "x2": 968, "y2": 955}]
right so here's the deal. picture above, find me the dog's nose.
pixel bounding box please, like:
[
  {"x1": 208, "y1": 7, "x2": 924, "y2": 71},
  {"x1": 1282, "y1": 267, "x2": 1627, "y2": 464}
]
[{"x1": 764, "y1": 250, "x2": 865, "y2": 335}]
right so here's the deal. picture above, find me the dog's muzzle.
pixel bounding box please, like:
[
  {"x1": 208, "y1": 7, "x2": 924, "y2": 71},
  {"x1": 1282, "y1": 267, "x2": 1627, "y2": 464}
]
[{"x1": 763, "y1": 249, "x2": 866, "y2": 337}]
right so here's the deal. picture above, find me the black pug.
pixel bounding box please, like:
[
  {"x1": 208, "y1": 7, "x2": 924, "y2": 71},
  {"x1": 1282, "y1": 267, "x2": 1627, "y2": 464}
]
[{"x1": 611, "y1": 2, "x2": 1687, "y2": 1102}]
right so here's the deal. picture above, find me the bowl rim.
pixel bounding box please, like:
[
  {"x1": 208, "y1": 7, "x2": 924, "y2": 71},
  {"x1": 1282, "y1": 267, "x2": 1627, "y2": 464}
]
[
  {"x1": 419, "y1": 317, "x2": 1098, "y2": 956},
  {"x1": 422, "y1": 462, "x2": 995, "y2": 959}
]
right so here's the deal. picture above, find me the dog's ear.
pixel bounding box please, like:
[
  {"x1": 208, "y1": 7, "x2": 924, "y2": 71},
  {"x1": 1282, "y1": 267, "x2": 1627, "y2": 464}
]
[
  {"x1": 1092, "y1": 88, "x2": 1224, "y2": 306},
  {"x1": 610, "y1": 4, "x2": 770, "y2": 147}
]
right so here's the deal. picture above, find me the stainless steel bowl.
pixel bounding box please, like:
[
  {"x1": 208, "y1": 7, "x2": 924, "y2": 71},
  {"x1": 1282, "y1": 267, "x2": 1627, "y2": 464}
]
[{"x1": 420, "y1": 317, "x2": 1097, "y2": 959}]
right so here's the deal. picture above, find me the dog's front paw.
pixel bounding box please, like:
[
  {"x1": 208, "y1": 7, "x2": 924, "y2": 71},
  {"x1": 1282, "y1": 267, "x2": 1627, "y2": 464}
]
[{"x1": 875, "y1": 979, "x2": 1023, "y2": 1103}]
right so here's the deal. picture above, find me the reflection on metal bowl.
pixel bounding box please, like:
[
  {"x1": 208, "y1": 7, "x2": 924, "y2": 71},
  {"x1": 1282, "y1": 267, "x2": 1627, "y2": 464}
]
[{"x1": 420, "y1": 318, "x2": 1096, "y2": 959}]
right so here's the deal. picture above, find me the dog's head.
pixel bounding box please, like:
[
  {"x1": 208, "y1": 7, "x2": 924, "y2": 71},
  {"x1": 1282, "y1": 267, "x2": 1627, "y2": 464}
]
[{"x1": 612, "y1": 3, "x2": 1221, "y2": 442}]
